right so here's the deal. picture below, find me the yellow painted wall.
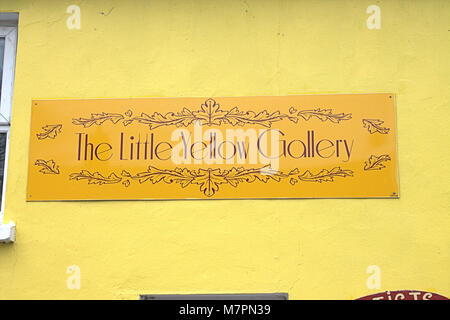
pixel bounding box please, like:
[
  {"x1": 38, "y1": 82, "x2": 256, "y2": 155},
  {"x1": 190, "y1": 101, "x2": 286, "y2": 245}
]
[{"x1": 0, "y1": 0, "x2": 449, "y2": 299}]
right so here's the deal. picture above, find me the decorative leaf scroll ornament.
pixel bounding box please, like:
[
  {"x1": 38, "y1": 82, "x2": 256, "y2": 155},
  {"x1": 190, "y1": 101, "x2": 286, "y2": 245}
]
[
  {"x1": 69, "y1": 170, "x2": 122, "y2": 185},
  {"x1": 362, "y1": 119, "x2": 390, "y2": 134},
  {"x1": 36, "y1": 124, "x2": 62, "y2": 140},
  {"x1": 193, "y1": 169, "x2": 226, "y2": 197},
  {"x1": 72, "y1": 113, "x2": 124, "y2": 128},
  {"x1": 121, "y1": 167, "x2": 197, "y2": 188},
  {"x1": 70, "y1": 166, "x2": 354, "y2": 197},
  {"x1": 123, "y1": 108, "x2": 198, "y2": 129},
  {"x1": 124, "y1": 109, "x2": 133, "y2": 117},
  {"x1": 72, "y1": 98, "x2": 351, "y2": 130},
  {"x1": 35, "y1": 159, "x2": 60, "y2": 174},
  {"x1": 122, "y1": 99, "x2": 299, "y2": 129},
  {"x1": 296, "y1": 109, "x2": 352, "y2": 123},
  {"x1": 193, "y1": 99, "x2": 229, "y2": 126},
  {"x1": 121, "y1": 165, "x2": 296, "y2": 197},
  {"x1": 364, "y1": 154, "x2": 391, "y2": 170},
  {"x1": 290, "y1": 167, "x2": 353, "y2": 184}
]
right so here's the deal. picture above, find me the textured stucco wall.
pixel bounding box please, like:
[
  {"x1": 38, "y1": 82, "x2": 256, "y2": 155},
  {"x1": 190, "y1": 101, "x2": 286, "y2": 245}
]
[{"x1": 0, "y1": 0, "x2": 449, "y2": 299}]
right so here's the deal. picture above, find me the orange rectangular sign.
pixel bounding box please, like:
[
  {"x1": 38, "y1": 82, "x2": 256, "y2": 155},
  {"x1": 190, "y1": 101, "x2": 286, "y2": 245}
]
[{"x1": 27, "y1": 94, "x2": 398, "y2": 200}]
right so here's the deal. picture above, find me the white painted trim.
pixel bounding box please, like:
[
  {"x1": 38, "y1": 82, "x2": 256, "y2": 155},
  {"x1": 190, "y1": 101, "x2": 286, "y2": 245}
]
[
  {"x1": 0, "y1": 126, "x2": 10, "y2": 219},
  {"x1": 0, "y1": 16, "x2": 17, "y2": 242},
  {"x1": 0, "y1": 26, "x2": 17, "y2": 124},
  {"x1": 0, "y1": 220, "x2": 15, "y2": 243},
  {"x1": 0, "y1": 13, "x2": 19, "y2": 25},
  {"x1": 0, "y1": 122, "x2": 10, "y2": 241}
]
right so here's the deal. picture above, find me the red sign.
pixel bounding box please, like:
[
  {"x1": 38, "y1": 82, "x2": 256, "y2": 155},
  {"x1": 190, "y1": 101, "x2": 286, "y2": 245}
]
[{"x1": 357, "y1": 290, "x2": 449, "y2": 300}]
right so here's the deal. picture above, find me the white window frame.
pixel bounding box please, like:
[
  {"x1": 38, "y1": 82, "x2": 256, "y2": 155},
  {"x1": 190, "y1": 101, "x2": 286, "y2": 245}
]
[
  {"x1": 0, "y1": 14, "x2": 18, "y2": 242},
  {"x1": 0, "y1": 125, "x2": 10, "y2": 216},
  {"x1": 0, "y1": 26, "x2": 17, "y2": 124}
]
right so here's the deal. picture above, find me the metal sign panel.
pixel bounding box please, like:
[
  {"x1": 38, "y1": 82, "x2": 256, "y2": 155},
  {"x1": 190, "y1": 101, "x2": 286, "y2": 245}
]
[{"x1": 27, "y1": 94, "x2": 398, "y2": 200}]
